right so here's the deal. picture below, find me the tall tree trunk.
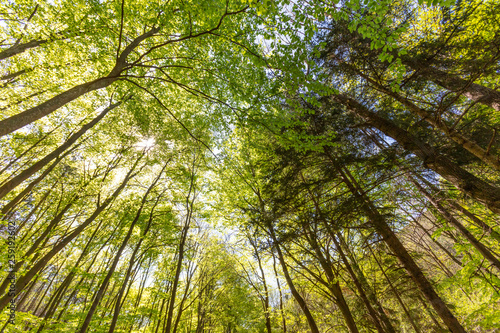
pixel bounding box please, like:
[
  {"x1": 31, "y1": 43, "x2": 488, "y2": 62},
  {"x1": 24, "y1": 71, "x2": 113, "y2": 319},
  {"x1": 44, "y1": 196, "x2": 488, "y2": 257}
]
[
  {"x1": 247, "y1": 235, "x2": 272, "y2": 333},
  {"x1": 0, "y1": 152, "x2": 66, "y2": 217},
  {"x1": 366, "y1": 242, "x2": 422, "y2": 333},
  {"x1": 0, "y1": 27, "x2": 159, "y2": 137},
  {"x1": 403, "y1": 58, "x2": 500, "y2": 111},
  {"x1": 0, "y1": 153, "x2": 143, "y2": 311},
  {"x1": 299, "y1": 221, "x2": 360, "y2": 332},
  {"x1": 330, "y1": 234, "x2": 387, "y2": 333},
  {"x1": 413, "y1": 172, "x2": 500, "y2": 242},
  {"x1": 358, "y1": 70, "x2": 500, "y2": 170},
  {"x1": 330, "y1": 94, "x2": 500, "y2": 214},
  {"x1": 78, "y1": 161, "x2": 165, "y2": 333},
  {"x1": 0, "y1": 196, "x2": 77, "y2": 296},
  {"x1": 271, "y1": 251, "x2": 287, "y2": 333},
  {"x1": 333, "y1": 162, "x2": 466, "y2": 333},
  {"x1": 35, "y1": 219, "x2": 105, "y2": 332},
  {"x1": 0, "y1": 124, "x2": 60, "y2": 177},
  {"x1": 412, "y1": 179, "x2": 500, "y2": 272},
  {"x1": 269, "y1": 226, "x2": 320, "y2": 333},
  {"x1": 164, "y1": 163, "x2": 196, "y2": 333},
  {"x1": 108, "y1": 187, "x2": 165, "y2": 333},
  {"x1": 0, "y1": 101, "x2": 122, "y2": 199}
]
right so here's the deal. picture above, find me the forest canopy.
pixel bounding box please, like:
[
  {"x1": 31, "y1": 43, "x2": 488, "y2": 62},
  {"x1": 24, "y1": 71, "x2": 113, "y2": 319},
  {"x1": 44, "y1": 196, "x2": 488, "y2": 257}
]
[{"x1": 0, "y1": 0, "x2": 499, "y2": 332}]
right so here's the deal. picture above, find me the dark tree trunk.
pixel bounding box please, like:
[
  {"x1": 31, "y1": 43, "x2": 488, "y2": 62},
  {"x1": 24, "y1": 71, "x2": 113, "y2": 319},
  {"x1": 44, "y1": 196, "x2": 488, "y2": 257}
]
[
  {"x1": 413, "y1": 179, "x2": 500, "y2": 272},
  {"x1": 403, "y1": 58, "x2": 500, "y2": 111},
  {"x1": 334, "y1": 164, "x2": 466, "y2": 333},
  {"x1": 269, "y1": 226, "x2": 320, "y2": 333},
  {"x1": 330, "y1": 94, "x2": 500, "y2": 214}
]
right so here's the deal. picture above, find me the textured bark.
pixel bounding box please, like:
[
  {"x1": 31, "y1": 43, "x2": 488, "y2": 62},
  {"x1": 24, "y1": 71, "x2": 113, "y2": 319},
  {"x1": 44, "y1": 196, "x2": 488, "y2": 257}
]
[
  {"x1": 404, "y1": 58, "x2": 500, "y2": 111},
  {"x1": 331, "y1": 94, "x2": 500, "y2": 214},
  {"x1": 336, "y1": 165, "x2": 466, "y2": 333},
  {"x1": 0, "y1": 39, "x2": 46, "y2": 60},
  {"x1": 359, "y1": 71, "x2": 500, "y2": 170}
]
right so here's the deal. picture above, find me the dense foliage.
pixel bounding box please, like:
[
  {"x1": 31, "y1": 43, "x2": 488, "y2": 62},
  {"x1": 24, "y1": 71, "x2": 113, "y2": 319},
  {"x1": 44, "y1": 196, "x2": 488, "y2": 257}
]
[{"x1": 1, "y1": 0, "x2": 499, "y2": 332}]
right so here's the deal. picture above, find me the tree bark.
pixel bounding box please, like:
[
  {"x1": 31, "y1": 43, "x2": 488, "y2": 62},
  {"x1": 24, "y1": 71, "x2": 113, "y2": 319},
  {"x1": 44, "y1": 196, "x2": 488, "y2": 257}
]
[
  {"x1": 334, "y1": 164, "x2": 466, "y2": 333},
  {"x1": 0, "y1": 27, "x2": 158, "y2": 137},
  {"x1": 330, "y1": 94, "x2": 500, "y2": 214},
  {"x1": 359, "y1": 70, "x2": 500, "y2": 170},
  {"x1": 0, "y1": 101, "x2": 122, "y2": 199},
  {"x1": 403, "y1": 58, "x2": 500, "y2": 111}
]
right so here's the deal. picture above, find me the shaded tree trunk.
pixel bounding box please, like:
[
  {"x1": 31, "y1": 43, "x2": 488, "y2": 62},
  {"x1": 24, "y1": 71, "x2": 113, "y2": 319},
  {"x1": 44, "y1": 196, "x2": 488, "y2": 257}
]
[{"x1": 329, "y1": 93, "x2": 500, "y2": 214}]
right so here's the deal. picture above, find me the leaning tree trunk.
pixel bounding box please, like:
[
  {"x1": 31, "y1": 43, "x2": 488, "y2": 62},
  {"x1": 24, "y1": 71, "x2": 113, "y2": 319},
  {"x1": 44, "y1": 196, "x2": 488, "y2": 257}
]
[
  {"x1": 333, "y1": 164, "x2": 466, "y2": 333},
  {"x1": 0, "y1": 154, "x2": 143, "y2": 311},
  {"x1": 0, "y1": 27, "x2": 159, "y2": 137},
  {"x1": 403, "y1": 58, "x2": 500, "y2": 111},
  {"x1": 0, "y1": 100, "x2": 122, "y2": 199},
  {"x1": 412, "y1": 179, "x2": 500, "y2": 272},
  {"x1": 330, "y1": 94, "x2": 500, "y2": 215},
  {"x1": 303, "y1": 223, "x2": 361, "y2": 333},
  {"x1": 356, "y1": 69, "x2": 500, "y2": 170},
  {"x1": 107, "y1": 188, "x2": 164, "y2": 333},
  {"x1": 269, "y1": 226, "x2": 320, "y2": 333},
  {"x1": 164, "y1": 164, "x2": 196, "y2": 333},
  {"x1": 79, "y1": 162, "x2": 165, "y2": 333}
]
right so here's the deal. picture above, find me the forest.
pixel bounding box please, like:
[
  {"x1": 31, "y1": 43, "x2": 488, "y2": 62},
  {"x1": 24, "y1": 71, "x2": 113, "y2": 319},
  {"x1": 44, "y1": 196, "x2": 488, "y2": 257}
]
[{"x1": 0, "y1": 0, "x2": 499, "y2": 332}]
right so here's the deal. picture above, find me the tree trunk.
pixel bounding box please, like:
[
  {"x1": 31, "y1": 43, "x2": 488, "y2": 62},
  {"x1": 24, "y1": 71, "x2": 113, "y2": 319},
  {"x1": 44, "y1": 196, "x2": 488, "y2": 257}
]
[
  {"x1": 79, "y1": 161, "x2": 164, "y2": 333},
  {"x1": 108, "y1": 190, "x2": 163, "y2": 333},
  {"x1": 0, "y1": 27, "x2": 158, "y2": 137},
  {"x1": 330, "y1": 94, "x2": 500, "y2": 214},
  {"x1": 412, "y1": 179, "x2": 500, "y2": 272},
  {"x1": 269, "y1": 226, "x2": 320, "y2": 333},
  {"x1": 334, "y1": 164, "x2": 466, "y2": 333},
  {"x1": 164, "y1": 164, "x2": 196, "y2": 333},
  {"x1": 0, "y1": 154, "x2": 143, "y2": 311},
  {"x1": 403, "y1": 58, "x2": 500, "y2": 111},
  {"x1": 0, "y1": 101, "x2": 121, "y2": 199},
  {"x1": 301, "y1": 221, "x2": 360, "y2": 333},
  {"x1": 358, "y1": 70, "x2": 500, "y2": 170},
  {"x1": 366, "y1": 242, "x2": 422, "y2": 333}
]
